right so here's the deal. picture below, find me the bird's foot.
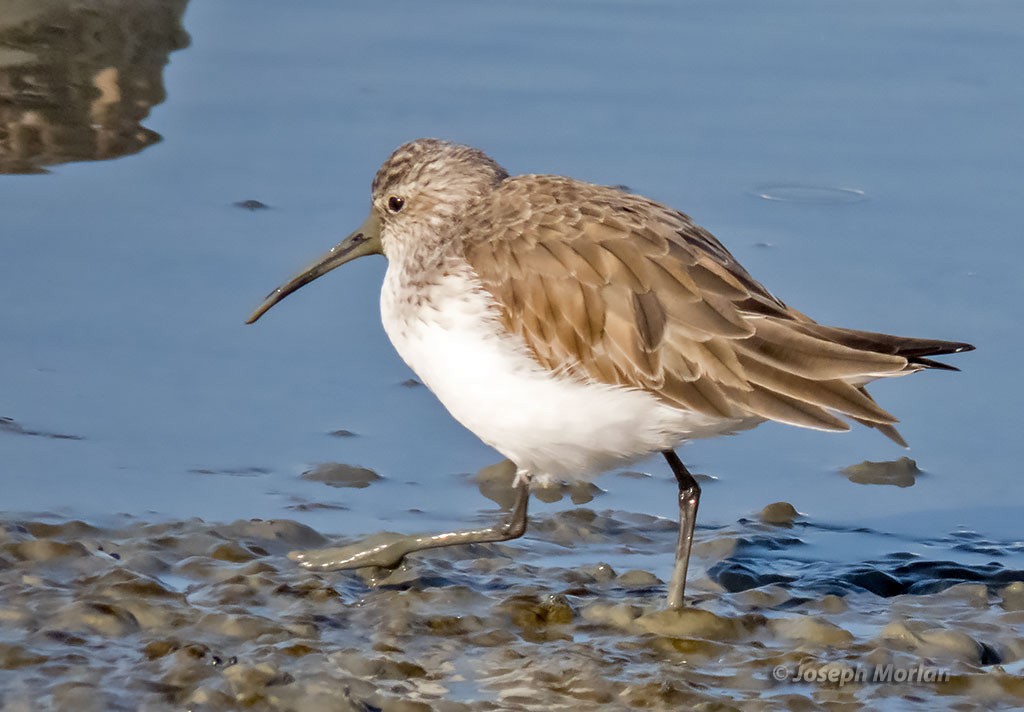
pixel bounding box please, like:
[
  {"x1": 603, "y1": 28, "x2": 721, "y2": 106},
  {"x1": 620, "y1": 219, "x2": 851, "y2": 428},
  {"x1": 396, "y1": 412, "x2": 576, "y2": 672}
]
[{"x1": 289, "y1": 532, "x2": 414, "y2": 571}]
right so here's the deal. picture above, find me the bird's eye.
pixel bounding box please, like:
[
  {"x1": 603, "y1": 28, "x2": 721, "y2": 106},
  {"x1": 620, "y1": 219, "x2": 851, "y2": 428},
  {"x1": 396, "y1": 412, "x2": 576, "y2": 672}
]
[{"x1": 387, "y1": 195, "x2": 405, "y2": 213}]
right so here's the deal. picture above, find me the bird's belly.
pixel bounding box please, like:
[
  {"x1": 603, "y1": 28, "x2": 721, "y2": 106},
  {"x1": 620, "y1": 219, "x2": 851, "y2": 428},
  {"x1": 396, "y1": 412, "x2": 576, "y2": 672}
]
[{"x1": 380, "y1": 275, "x2": 739, "y2": 481}]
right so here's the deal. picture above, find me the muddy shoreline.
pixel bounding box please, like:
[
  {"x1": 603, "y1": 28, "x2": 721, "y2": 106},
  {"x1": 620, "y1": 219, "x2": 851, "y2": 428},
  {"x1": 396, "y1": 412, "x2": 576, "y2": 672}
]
[{"x1": 2, "y1": 508, "x2": 1022, "y2": 710}]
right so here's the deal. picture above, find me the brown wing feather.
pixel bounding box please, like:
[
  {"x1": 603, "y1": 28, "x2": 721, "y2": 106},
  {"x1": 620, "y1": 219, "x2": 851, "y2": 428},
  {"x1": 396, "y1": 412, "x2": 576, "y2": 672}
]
[{"x1": 461, "y1": 175, "x2": 961, "y2": 437}]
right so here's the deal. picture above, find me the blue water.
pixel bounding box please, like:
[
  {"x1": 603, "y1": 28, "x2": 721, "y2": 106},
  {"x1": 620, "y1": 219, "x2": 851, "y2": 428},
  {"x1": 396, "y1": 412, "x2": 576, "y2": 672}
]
[{"x1": 2, "y1": 1, "x2": 1022, "y2": 571}]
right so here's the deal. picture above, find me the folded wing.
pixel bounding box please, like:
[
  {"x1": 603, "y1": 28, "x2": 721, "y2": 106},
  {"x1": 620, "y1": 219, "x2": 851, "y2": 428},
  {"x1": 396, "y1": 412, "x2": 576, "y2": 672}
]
[{"x1": 463, "y1": 176, "x2": 972, "y2": 445}]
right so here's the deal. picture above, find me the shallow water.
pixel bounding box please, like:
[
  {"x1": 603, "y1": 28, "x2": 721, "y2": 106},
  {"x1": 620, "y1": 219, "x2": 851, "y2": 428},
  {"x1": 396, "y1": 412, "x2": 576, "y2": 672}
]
[
  {"x1": 2, "y1": 0, "x2": 1023, "y2": 709},
  {"x1": 2, "y1": 510, "x2": 1023, "y2": 710}
]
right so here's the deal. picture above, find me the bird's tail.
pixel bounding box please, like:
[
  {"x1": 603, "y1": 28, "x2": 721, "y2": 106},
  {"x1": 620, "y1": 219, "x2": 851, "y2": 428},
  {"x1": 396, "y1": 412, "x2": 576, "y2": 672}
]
[
  {"x1": 782, "y1": 324, "x2": 974, "y2": 447},
  {"x1": 792, "y1": 323, "x2": 975, "y2": 372}
]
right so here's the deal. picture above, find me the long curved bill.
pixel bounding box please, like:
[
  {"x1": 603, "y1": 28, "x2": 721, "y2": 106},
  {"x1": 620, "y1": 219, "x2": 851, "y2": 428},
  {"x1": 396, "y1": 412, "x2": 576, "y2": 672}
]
[{"x1": 246, "y1": 212, "x2": 382, "y2": 324}]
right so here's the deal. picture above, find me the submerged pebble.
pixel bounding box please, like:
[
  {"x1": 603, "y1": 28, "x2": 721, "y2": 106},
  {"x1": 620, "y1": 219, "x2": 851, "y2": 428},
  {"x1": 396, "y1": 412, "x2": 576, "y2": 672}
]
[
  {"x1": 842, "y1": 456, "x2": 921, "y2": 487},
  {"x1": 301, "y1": 462, "x2": 382, "y2": 489},
  {"x1": 758, "y1": 501, "x2": 801, "y2": 526}
]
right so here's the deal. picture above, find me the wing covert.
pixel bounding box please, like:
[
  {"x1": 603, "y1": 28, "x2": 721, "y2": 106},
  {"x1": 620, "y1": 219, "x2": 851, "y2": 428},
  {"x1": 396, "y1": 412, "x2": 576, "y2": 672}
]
[{"x1": 461, "y1": 176, "x2": 908, "y2": 434}]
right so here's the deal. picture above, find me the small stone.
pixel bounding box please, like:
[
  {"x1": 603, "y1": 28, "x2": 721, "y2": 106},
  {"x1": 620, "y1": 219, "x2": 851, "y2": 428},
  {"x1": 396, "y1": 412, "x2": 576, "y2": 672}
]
[
  {"x1": 936, "y1": 582, "x2": 989, "y2": 607},
  {"x1": 6, "y1": 539, "x2": 89, "y2": 561},
  {"x1": 279, "y1": 643, "x2": 319, "y2": 657},
  {"x1": 498, "y1": 593, "x2": 575, "y2": 632},
  {"x1": 769, "y1": 616, "x2": 854, "y2": 646},
  {"x1": 732, "y1": 585, "x2": 790, "y2": 609},
  {"x1": 187, "y1": 686, "x2": 235, "y2": 707},
  {"x1": 234, "y1": 199, "x2": 269, "y2": 210},
  {"x1": 917, "y1": 628, "x2": 987, "y2": 664},
  {"x1": 647, "y1": 636, "x2": 730, "y2": 659},
  {"x1": 223, "y1": 662, "x2": 293, "y2": 696},
  {"x1": 841, "y1": 457, "x2": 921, "y2": 487},
  {"x1": 143, "y1": 639, "x2": 181, "y2": 660},
  {"x1": 467, "y1": 629, "x2": 517, "y2": 647},
  {"x1": 635, "y1": 608, "x2": 761, "y2": 640},
  {"x1": 1000, "y1": 581, "x2": 1024, "y2": 611},
  {"x1": 617, "y1": 569, "x2": 662, "y2": 588},
  {"x1": 758, "y1": 501, "x2": 800, "y2": 526},
  {"x1": 208, "y1": 542, "x2": 257, "y2": 563},
  {"x1": 877, "y1": 621, "x2": 986, "y2": 664},
  {"x1": 424, "y1": 615, "x2": 482, "y2": 636},
  {"x1": 57, "y1": 601, "x2": 139, "y2": 637},
  {"x1": 815, "y1": 594, "x2": 848, "y2": 615},
  {"x1": 302, "y1": 462, "x2": 382, "y2": 489},
  {"x1": 578, "y1": 562, "x2": 617, "y2": 583},
  {"x1": 582, "y1": 602, "x2": 643, "y2": 629},
  {"x1": 197, "y1": 612, "x2": 281, "y2": 640},
  {"x1": 0, "y1": 643, "x2": 47, "y2": 669}
]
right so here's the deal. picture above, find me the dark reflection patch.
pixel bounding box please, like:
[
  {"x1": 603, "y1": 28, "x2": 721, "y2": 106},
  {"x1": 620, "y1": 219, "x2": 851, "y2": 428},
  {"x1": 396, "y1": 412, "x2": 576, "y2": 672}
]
[{"x1": 0, "y1": 0, "x2": 191, "y2": 174}]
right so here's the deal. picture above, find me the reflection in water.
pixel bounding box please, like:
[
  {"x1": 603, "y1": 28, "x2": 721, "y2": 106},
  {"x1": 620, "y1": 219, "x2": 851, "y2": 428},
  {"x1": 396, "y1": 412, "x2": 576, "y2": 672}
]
[
  {"x1": 0, "y1": 0, "x2": 189, "y2": 174},
  {"x1": 474, "y1": 459, "x2": 601, "y2": 508}
]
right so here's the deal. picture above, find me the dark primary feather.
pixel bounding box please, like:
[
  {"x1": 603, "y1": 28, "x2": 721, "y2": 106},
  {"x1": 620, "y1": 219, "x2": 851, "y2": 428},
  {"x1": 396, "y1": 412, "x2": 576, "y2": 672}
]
[{"x1": 460, "y1": 175, "x2": 973, "y2": 444}]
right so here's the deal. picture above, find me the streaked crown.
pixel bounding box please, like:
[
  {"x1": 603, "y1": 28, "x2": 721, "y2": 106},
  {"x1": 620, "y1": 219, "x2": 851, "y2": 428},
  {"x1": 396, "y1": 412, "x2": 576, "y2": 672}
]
[{"x1": 370, "y1": 139, "x2": 509, "y2": 252}]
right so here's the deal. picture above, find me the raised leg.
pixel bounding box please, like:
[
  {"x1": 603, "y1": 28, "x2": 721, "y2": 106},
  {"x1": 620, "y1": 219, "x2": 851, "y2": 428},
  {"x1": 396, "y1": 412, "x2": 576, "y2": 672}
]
[
  {"x1": 290, "y1": 480, "x2": 531, "y2": 571},
  {"x1": 662, "y1": 449, "x2": 701, "y2": 609}
]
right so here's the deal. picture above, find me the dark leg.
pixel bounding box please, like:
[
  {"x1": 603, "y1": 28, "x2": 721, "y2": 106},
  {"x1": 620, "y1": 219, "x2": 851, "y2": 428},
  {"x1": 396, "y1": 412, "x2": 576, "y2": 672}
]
[
  {"x1": 662, "y1": 449, "x2": 701, "y2": 609},
  {"x1": 290, "y1": 480, "x2": 531, "y2": 571}
]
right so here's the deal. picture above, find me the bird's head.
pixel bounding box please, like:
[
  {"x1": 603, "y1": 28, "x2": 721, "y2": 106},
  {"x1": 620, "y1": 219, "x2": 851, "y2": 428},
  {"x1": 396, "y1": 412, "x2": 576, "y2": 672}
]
[{"x1": 246, "y1": 138, "x2": 506, "y2": 324}]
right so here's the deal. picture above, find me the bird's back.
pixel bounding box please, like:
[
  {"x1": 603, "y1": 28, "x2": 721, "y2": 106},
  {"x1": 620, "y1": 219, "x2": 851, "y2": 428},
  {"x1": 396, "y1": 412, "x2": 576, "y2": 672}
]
[{"x1": 460, "y1": 174, "x2": 973, "y2": 445}]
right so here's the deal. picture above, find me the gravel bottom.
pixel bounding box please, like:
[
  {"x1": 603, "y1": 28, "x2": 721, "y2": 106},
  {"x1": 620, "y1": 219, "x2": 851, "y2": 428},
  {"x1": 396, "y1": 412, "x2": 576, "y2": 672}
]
[{"x1": 1, "y1": 507, "x2": 1023, "y2": 711}]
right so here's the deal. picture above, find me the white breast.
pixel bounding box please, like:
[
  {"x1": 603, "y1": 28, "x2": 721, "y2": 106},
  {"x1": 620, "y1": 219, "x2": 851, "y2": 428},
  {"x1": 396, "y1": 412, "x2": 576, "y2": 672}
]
[{"x1": 379, "y1": 265, "x2": 746, "y2": 483}]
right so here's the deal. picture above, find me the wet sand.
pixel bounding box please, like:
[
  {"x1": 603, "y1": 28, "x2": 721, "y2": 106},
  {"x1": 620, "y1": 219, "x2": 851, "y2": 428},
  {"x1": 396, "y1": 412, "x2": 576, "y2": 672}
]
[{"x1": 2, "y1": 505, "x2": 1022, "y2": 711}]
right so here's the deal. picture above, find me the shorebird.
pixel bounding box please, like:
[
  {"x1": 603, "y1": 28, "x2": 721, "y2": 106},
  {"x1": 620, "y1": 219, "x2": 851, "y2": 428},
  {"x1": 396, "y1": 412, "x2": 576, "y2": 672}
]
[{"x1": 247, "y1": 139, "x2": 973, "y2": 608}]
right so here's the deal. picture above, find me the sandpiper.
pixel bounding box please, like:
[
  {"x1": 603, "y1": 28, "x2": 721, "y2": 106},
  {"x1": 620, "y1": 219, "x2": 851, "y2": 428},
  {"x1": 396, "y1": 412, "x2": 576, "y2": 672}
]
[{"x1": 247, "y1": 139, "x2": 973, "y2": 608}]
